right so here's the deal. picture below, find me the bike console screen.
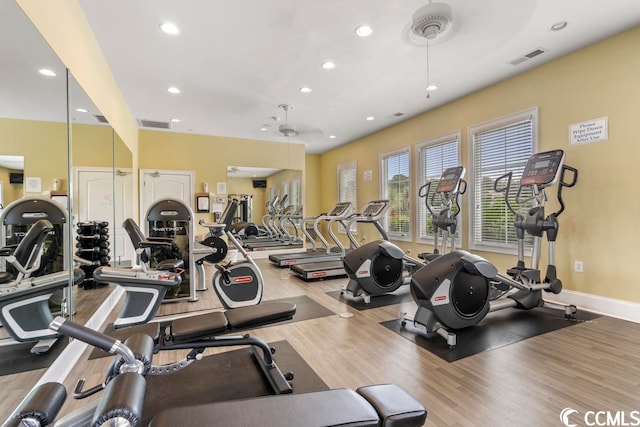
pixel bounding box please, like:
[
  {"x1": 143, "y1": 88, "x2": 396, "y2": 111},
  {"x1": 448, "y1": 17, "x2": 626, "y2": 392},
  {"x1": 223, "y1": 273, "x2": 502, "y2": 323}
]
[{"x1": 520, "y1": 149, "x2": 565, "y2": 187}]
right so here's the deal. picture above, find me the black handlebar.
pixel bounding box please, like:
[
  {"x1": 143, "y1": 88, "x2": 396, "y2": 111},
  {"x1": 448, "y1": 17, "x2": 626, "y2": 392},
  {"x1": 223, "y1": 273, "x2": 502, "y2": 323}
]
[
  {"x1": 555, "y1": 165, "x2": 579, "y2": 217},
  {"x1": 494, "y1": 172, "x2": 517, "y2": 215},
  {"x1": 418, "y1": 182, "x2": 435, "y2": 216},
  {"x1": 50, "y1": 316, "x2": 117, "y2": 354}
]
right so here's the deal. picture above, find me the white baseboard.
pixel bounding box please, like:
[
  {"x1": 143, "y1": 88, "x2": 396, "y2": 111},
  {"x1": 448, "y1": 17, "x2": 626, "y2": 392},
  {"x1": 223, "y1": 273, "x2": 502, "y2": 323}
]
[
  {"x1": 35, "y1": 286, "x2": 124, "y2": 386},
  {"x1": 546, "y1": 289, "x2": 640, "y2": 324}
]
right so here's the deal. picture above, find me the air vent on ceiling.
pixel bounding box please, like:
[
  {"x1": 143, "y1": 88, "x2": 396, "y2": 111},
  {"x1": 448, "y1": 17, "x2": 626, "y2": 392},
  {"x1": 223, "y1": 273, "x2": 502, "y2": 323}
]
[
  {"x1": 94, "y1": 114, "x2": 109, "y2": 124},
  {"x1": 138, "y1": 119, "x2": 171, "y2": 129},
  {"x1": 509, "y1": 47, "x2": 547, "y2": 66},
  {"x1": 386, "y1": 112, "x2": 405, "y2": 119}
]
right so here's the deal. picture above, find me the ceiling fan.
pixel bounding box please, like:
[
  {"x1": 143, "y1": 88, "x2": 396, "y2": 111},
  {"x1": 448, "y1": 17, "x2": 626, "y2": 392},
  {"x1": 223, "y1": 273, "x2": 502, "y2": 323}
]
[{"x1": 266, "y1": 104, "x2": 324, "y2": 143}]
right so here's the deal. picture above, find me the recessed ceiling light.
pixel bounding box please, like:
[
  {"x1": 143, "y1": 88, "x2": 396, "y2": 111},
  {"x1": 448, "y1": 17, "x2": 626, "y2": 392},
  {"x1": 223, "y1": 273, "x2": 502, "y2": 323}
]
[
  {"x1": 168, "y1": 86, "x2": 181, "y2": 94},
  {"x1": 171, "y1": 118, "x2": 180, "y2": 123},
  {"x1": 299, "y1": 86, "x2": 312, "y2": 93},
  {"x1": 550, "y1": 21, "x2": 568, "y2": 31},
  {"x1": 160, "y1": 22, "x2": 181, "y2": 35},
  {"x1": 366, "y1": 116, "x2": 375, "y2": 121},
  {"x1": 75, "y1": 108, "x2": 89, "y2": 113},
  {"x1": 321, "y1": 61, "x2": 336, "y2": 70},
  {"x1": 329, "y1": 135, "x2": 336, "y2": 139},
  {"x1": 426, "y1": 85, "x2": 439, "y2": 91},
  {"x1": 38, "y1": 68, "x2": 56, "y2": 77},
  {"x1": 355, "y1": 25, "x2": 373, "y2": 37}
]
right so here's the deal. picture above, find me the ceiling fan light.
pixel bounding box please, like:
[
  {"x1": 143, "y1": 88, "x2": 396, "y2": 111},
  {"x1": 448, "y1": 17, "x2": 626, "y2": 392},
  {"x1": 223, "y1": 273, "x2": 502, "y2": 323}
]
[{"x1": 426, "y1": 85, "x2": 439, "y2": 91}]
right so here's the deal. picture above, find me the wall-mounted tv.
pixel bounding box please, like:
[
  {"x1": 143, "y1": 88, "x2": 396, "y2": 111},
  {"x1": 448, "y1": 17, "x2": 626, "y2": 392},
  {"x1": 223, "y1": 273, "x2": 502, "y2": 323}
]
[
  {"x1": 252, "y1": 179, "x2": 267, "y2": 188},
  {"x1": 9, "y1": 172, "x2": 23, "y2": 184}
]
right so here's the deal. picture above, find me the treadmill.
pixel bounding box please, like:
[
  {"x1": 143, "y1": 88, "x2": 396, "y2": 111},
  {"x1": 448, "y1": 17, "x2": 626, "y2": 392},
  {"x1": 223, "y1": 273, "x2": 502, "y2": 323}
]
[
  {"x1": 243, "y1": 196, "x2": 304, "y2": 251},
  {"x1": 290, "y1": 200, "x2": 390, "y2": 281},
  {"x1": 268, "y1": 202, "x2": 353, "y2": 267}
]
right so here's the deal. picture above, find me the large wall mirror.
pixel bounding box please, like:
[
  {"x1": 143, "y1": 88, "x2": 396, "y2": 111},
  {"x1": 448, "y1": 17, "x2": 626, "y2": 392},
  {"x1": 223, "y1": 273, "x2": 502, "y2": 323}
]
[
  {"x1": 226, "y1": 166, "x2": 302, "y2": 226},
  {"x1": 0, "y1": 2, "x2": 130, "y2": 408},
  {"x1": 0, "y1": 0, "x2": 71, "y2": 400}
]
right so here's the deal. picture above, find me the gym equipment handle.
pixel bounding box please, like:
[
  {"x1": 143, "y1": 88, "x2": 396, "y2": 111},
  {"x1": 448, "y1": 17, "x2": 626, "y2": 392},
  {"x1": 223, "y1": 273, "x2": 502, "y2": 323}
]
[
  {"x1": 555, "y1": 165, "x2": 579, "y2": 217},
  {"x1": 49, "y1": 317, "x2": 137, "y2": 368},
  {"x1": 50, "y1": 316, "x2": 118, "y2": 354}
]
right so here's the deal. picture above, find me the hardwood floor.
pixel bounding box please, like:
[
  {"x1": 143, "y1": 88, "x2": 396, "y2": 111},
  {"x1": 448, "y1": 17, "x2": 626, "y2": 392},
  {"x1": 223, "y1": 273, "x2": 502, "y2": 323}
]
[{"x1": 3, "y1": 259, "x2": 640, "y2": 426}]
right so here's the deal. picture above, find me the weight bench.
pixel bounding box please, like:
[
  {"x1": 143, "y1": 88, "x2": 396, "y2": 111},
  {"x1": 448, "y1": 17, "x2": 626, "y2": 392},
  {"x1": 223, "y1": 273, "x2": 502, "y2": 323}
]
[{"x1": 149, "y1": 384, "x2": 427, "y2": 427}]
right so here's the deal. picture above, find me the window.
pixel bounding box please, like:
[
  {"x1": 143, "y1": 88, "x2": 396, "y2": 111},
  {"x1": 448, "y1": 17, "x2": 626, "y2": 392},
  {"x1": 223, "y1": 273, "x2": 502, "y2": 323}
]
[
  {"x1": 337, "y1": 161, "x2": 357, "y2": 233},
  {"x1": 415, "y1": 132, "x2": 461, "y2": 243},
  {"x1": 380, "y1": 147, "x2": 411, "y2": 240},
  {"x1": 469, "y1": 108, "x2": 538, "y2": 252}
]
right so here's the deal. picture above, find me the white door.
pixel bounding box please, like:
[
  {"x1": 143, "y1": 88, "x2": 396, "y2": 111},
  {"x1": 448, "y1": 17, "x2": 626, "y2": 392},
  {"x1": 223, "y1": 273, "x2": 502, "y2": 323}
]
[
  {"x1": 139, "y1": 169, "x2": 194, "y2": 224},
  {"x1": 75, "y1": 167, "x2": 135, "y2": 265}
]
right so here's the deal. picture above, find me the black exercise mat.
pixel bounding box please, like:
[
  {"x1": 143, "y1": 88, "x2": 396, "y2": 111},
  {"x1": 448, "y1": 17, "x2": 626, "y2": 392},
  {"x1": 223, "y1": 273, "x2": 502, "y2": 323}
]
[
  {"x1": 141, "y1": 340, "x2": 329, "y2": 425},
  {"x1": 0, "y1": 338, "x2": 67, "y2": 376},
  {"x1": 89, "y1": 295, "x2": 335, "y2": 360},
  {"x1": 326, "y1": 288, "x2": 413, "y2": 310},
  {"x1": 381, "y1": 307, "x2": 601, "y2": 362}
]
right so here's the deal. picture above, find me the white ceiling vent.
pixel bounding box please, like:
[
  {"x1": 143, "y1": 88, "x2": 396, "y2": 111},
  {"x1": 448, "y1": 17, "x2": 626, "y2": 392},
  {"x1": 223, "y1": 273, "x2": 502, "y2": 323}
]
[
  {"x1": 138, "y1": 119, "x2": 171, "y2": 129},
  {"x1": 509, "y1": 47, "x2": 547, "y2": 65}
]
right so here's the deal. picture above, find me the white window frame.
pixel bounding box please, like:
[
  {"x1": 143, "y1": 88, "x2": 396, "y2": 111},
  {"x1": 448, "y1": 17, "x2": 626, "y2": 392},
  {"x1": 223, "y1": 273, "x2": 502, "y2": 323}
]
[
  {"x1": 415, "y1": 131, "x2": 461, "y2": 245},
  {"x1": 337, "y1": 161, "x2": 357, "y2": 233},
  {"x1": 380, "y1": 146, "x2": 412, "y2": 242},
  {"x1": 468, "y1": 107, "x2": 538, "y2": 254}
]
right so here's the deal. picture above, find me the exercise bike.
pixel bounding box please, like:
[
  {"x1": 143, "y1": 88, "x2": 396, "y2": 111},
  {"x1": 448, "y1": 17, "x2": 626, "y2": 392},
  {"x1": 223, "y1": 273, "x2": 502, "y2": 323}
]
[
  {"x1": 197, "y1": 200, "x2": 265, "y2": 309},
  {"x1": 402, "y1": 149, "x2": 578, "y2": 348}
]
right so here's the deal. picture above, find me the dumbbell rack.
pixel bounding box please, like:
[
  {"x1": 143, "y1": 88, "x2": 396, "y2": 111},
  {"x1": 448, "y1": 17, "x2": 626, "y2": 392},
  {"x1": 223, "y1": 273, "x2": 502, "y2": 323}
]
[{"x1": 76, "y1": 221, "x2": 110, "y2": 290}]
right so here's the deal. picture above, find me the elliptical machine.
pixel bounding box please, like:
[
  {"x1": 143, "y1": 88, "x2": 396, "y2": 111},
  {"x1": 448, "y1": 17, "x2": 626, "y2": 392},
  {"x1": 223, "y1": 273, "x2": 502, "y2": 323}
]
[
  {"x1": 402, "y1": 149, "x2": 578, "y2": 348},
  {"x1": 341, "y1": 166, "x2": 467, "y2": 304},
  {"x1": 417, "y1": 166, "x2": 466, "y2": 261}
]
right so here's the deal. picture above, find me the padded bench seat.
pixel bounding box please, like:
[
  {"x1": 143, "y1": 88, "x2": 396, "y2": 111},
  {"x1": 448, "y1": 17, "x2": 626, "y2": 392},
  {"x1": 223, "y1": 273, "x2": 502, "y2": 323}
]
[
  {"x1": 170, "y1": 301, "x2": 296, "y2": 343},
  {"x1": 149, "y1": 384, "x2": 426, "y2": 427}
]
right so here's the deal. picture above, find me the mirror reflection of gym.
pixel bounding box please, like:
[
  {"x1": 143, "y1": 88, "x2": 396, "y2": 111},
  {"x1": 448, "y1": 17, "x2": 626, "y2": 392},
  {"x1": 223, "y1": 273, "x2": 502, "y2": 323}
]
[{"x1": 226, "y1": 166, "x2": 302, "y2": 232}]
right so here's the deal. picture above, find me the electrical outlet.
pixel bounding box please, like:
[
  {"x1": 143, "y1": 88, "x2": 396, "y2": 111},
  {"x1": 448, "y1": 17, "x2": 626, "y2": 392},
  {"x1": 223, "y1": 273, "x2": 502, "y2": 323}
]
[{"x1": 574, "y1": 260, "x2": 584, "y2": 273}]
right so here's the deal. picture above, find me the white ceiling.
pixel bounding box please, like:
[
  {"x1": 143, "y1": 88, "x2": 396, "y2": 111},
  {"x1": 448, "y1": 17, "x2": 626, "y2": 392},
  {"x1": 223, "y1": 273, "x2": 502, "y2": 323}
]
[{"x1": 3, "y1": 1, "x2": 640, "y2": 155}]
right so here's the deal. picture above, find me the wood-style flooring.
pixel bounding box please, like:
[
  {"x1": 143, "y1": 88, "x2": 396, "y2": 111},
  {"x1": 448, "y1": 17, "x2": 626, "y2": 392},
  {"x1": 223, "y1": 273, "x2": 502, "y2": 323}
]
[{"x1": 2, "y1": 259, "x2": 640, "y2": 426}]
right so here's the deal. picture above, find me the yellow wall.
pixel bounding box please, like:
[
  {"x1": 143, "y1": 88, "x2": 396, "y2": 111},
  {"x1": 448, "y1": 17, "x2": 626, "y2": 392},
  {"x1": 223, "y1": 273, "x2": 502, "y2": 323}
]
[
  {"x1": 305, "y1": 154, "x2": 321, "y2": 216},
  {"x1": 319, "y1": 26, "x2": 640, "y2": 303},
  {"x1": 0, "y1": 117, "x2": 67, "y2": 194},
  {"x1": 0, "y1": 167, "x2": 23, "y2": 205},
  {"x1": 72, "y1": 123, "x2": 113, "y2": 168}
]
